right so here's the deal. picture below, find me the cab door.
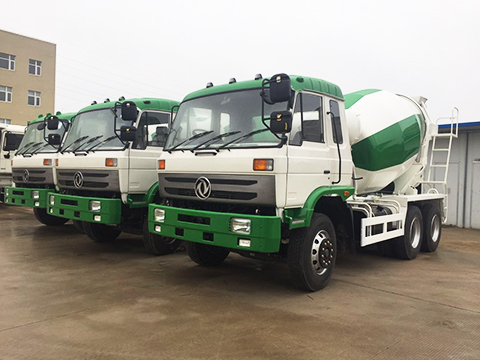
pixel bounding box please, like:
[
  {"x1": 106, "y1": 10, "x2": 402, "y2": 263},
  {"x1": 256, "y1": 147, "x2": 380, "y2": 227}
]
[
  {"x1": 286, "y1": 92, "x2": 332, "y2": 207},
  {"x1": 128, "y1": 111, "x2": 170, "y2": 194}
]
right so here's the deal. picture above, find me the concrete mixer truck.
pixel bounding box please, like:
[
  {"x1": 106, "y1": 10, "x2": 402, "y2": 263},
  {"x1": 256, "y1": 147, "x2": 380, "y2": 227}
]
[
  {"x1": 0, "y1": 123, "x2": 25, "y2": 202},
  {"x1": 147, "y1": 74, "x2": 457, "y2": 291},
  {"x1": 4, "y1": 112, "x2": 78, "y2": 227}
]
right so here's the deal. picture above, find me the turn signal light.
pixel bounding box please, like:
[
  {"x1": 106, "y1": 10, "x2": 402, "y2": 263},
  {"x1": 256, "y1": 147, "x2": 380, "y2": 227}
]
[
  {"x1": 43, "y1": 159, "x2": 52, "y2": 166},
  {"x1": 55, "y1": 159, "x2": 59, "y2": 166},
  {"x1": 253, "y1": 159, "x2": 274, "y2": 171},
  {"x1": 105, "y1": 158, "x2": 117, "y2": 167},
  {"x1": 158, "y1": 160, "x2": 165, "y2": 170}
]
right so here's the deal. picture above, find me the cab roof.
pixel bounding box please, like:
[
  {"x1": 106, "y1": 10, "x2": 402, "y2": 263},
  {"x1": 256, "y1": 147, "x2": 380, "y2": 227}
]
[
  {"x1": 77, "y1": 98, "x2": 180, "y2": 114},
  {"x1": 183, "y1": 75, "x2": 344, "y2": 101},
  {"x1": 29, "y1": 112, "x2": 77, "y2": 125}
]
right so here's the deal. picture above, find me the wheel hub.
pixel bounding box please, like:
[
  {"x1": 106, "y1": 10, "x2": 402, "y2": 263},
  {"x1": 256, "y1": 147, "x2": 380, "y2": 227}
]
[{"x1": 311, "y1": 230, "x2": 334, "y2": 275}]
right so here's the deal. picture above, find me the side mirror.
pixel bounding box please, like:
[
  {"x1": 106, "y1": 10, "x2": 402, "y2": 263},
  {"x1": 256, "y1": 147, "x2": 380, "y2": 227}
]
[
  {"x1": 269, "y1": 73, "x2": 291, "y2": 103},
  {"x1": 121, "y1": 101, "x2": 137, "y2": 121},
  {"x1": 4, "y1": 133, "x2": 19, "y2": 151},
  {"x1": 155, "y1": 126, "x2": 169, "y2": 147},
  {"x1": 269, "y1": 111, "x2": 292, "y2": 134},
  {"x1": 47, "y1": 115, "x2": 59, "y2": 130},
  {"x1": 48, "y1": 133, "x2": 62, "y2": 145},
  {"x1": 120, "y1": 126, "x2": 136, "y2": 142}
]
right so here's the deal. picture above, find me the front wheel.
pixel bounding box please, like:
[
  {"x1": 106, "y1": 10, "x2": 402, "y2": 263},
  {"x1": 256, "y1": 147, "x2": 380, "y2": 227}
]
[
  {"x1": 33, "y1": 208, "x2": 69, "y2": 226},
  {"x1": 83, "y1": 222, "x2": 121, "y2": 243},
  {"x1": 186, "y1": 242, "x2": 230, "y2": 266},
  {"x1": 421, "y1": 205, "x2": 442, "y2": 252},
  {"x1": 393, "y1": 206, "x2": 423, "y2": 260},
  {"x1": 142, "y1": 218, "x2": 181, "y2": 255},
  {"x1": 288, "y1": 213, "x2": 337, "y2": 291}
]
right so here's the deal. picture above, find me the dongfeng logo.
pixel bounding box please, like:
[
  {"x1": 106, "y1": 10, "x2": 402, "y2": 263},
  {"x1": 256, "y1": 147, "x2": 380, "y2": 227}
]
[
  {"x1": 194, "y1": 176, "x2": 212, "y2": 200},
  {"x1": 22, "y1": 169, "x2": 30, "y2": 183},
  {"x1": 73, "y1": 171, "x2": 84, "y2": 189}
]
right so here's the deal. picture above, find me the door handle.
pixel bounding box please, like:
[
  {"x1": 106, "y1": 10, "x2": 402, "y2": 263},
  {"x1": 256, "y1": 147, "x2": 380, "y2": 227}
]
[{"x1": 324, "y1": 170, "x2": 331, "y2": 174}]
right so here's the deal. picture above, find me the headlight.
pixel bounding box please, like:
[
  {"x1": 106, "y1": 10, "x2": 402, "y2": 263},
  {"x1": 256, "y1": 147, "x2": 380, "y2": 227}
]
[
  {"x1": 5, "y1": 188, "x2": 9, "y2": 197},
  {"x1": 230, "y1": 218, "x2": 251, "y2": 234},
  {"x1": 49, "y1": 195, "x2": 55, "y2": 206},
  {"x1": 31, "y1": 190, "x2": 40, "y2": 199},
  {"x1": 154, "y1": 208, "x2": 165, "y2": 222},
  {"x1": 89, "y1": 200, "x2": 101, "y2": 212}
]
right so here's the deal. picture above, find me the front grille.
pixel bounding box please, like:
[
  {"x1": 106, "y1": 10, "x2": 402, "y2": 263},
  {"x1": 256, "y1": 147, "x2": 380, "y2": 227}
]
[
  {"x1": 57, "y1": 169, "x2": 119, "y2": 191},
  {"x1": 159, "y1": 173, "x2": 275, "y2": 205},
  {"x1": 12, "y1": 168, "x2": 54, "y2": 186}
]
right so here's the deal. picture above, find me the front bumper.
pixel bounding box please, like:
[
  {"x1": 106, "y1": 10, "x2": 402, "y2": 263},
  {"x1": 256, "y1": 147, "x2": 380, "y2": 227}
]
[
  {"x1": 148, "y1": 204, "x2": 282, "y2": 253},
  {"x1": 4, "y1": 187, "x2": 50, "y2": 208},
  {"x1": 47, "y1": 193, "x2": 122, "y2": 224}
]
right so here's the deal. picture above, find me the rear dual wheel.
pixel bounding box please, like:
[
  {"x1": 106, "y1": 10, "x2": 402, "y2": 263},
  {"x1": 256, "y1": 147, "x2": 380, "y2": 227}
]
[
  {"x1": 392, "y1": 206, "x2": 423, "y2": 260},
  {"x1": 421, "y1": 205, "x2": 442, "y2": 253}
]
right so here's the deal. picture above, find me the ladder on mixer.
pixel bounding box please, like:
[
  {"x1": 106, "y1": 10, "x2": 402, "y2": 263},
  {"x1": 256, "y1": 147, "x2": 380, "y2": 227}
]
[{"x1": 421, "y1": 108, "x2": 459, "y2": 218}]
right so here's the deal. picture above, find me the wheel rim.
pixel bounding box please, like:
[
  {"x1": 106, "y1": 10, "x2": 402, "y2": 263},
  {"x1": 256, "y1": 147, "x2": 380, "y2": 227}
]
[
  {"x1": 430, "y1": 214, "x2": 441, "y2": 243},
  {"x1": 311, "y1": 230, "x2": 334, "y2": 275},
  {"x1": 410, "y1": 217, "x2": 421, "y2": 249}
]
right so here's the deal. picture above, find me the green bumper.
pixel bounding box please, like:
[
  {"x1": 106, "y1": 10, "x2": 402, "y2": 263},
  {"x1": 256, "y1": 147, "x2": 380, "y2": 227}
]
[
  {"x1": 148, "y1": 204, "x2": 282, "y2": 253},
  {"x1": 4, "y1": 187, "x2": 50, "y2": 208},
  {"x1": 47, "y1": 193, "x2": 122, "y2": 224}
]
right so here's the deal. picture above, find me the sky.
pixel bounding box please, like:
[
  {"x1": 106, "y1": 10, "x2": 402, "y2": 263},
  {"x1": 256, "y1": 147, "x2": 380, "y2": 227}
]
[{"x1": 1, "y1": 0, "x2": 478, "y2": 124}]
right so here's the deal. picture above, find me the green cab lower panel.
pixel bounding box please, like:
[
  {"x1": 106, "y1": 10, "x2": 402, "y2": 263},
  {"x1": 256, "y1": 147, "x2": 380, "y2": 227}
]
[
  {"x1": 4, "y1": 187, "x2": 50, "y2": 208},
  {"x1": 47, "y1": 193, "x2": 122, "y2": 224},
  {"x1": 148, "y1": 204, "x2": 282, "y2": 253}
]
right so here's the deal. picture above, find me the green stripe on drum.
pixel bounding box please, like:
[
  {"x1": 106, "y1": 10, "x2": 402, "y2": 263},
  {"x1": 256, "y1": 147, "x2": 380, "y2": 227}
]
[
  {"x1": 352, "y1": 115, "x2": 422, "y2": 171},
  {"x1": 344, "y1": 89, "x2": 381, "y2": 109}
]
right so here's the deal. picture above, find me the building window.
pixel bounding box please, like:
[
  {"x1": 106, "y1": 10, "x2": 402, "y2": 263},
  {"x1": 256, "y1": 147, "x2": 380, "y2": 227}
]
[
  {"x1": 0, "y1": 52, "x2": 15, "y2": 71},
  {"x1": 0, "y1": 85, "x2": 13, "y2": 102},
  {"x1": 28, "y1": 90, "x2": 41, "y2": 107},
  {"x1": 0, "y1": 118, "x2": 12, "y2": 124},
  {"x1": 29, "y1": 59, "x2": 42, "y2": 76}
]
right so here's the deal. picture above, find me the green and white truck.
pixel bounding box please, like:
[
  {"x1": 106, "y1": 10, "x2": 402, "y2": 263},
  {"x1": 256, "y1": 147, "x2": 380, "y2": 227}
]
[
  {"x1": 148, "y1": 74, "x2": 457, "y2": 291},
  {"x1": 5, "y1": 112, "x2": 78, "y2": 227},
  {"x1": 47, "y1": 97, "x2": 182, "y2": 255},
  {"x1": 0, "y1": 123, "x2": 25, "y2": 202}
]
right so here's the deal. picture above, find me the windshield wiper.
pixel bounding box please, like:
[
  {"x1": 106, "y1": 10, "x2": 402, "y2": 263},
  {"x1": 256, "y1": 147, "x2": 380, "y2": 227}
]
[
  {"x1": 217, "y1": 128, "x2": 270, "y2": 149},
  {"x1": 30, "y1": 143, "x2": 53, "y2": 155},
  {"x1": 72, "y1": 135, "x2": 103, "y2": 153},
  {"x1": 18, "y1": 141, "x2": 44, "y2": 155},
  {"x1": 61, "y1": 135, "x2": 89, "y2": 153},
  {"x1": 167, "y1": 130, "x2": 213, "y2": 152},
  {"x1": 16, "y1": 141, "x2": 36, "y2": 155},
  {"x1": 84, "y1": 135, "x2": 117, "y2": 152},
  {"x1": 191, "y1": 131, "x2": 241, "y2": 152}
]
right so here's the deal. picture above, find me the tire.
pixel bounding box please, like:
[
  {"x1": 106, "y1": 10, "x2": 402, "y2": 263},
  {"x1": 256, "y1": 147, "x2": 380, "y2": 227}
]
[
  {"x1": 377, "y1": 240, "x2": 395, "y2": 257},
  {"x1": 186, "y1": 242, "x2": 229, "y2": 266},
  {"x1": 392, "y1": 206, "x2": 423, "y2": 260},
  {"x1": 421, "y1": 205, "x2": 442, "y2": 252},
  {"x1": 33, "y1": 208, "x2": 69, "y2": 226},
  {"x1": 83, "y1": 222, "x2": 121, "y2": 243},
  {"x1": 142, "y1": 218, "x2": 181, "y2": 255},
  {"x1": 287, "y1": 213, "x2": 336, "y2": 292},
  {"x1": 72, "y1": 220, "x2": 85, "y2": 233}
]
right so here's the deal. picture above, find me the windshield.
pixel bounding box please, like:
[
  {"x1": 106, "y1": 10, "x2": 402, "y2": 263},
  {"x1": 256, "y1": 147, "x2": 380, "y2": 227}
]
[
  {"x1": 17, "y1": 121, "x2": 66, "y2": 154},
  {"x1": 61, "y1": 108, "x2": 125, "y2": 152},
  {"x1": 165, "y1": 89, "x2": 289, "y2": 151}
]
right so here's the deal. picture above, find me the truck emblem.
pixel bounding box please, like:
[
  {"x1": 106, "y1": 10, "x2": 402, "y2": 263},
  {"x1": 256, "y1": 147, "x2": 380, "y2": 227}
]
[
  {"x1": 194, "y1": 176, "x2": 212, "y2": 200},
  {"x1": 22, "y1": 169, "x2": 30, "y2": 183},
  {"x1": 73, "y1": 171, "x2": 84, "y2": 189}
]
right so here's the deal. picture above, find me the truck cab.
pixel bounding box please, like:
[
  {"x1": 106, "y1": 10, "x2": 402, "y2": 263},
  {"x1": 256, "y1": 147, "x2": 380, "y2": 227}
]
[
  {"x1": 149, "y1": 74, "x2": 450, "y2": 291},
  {"x1": 47, "y1": 97, "x2": 181, "y2": 255},
  {"x1": 5, "y1": 113, "x2": 75, "y2": 226},
  {"x1": 0, "y1": 123, "x2": 25, "y2": 201}
]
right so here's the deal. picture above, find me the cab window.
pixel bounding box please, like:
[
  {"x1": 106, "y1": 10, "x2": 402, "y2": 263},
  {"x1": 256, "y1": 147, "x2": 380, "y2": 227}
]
[{"x1": 133, "y1": 112, "x2": 170, "y2": 149}]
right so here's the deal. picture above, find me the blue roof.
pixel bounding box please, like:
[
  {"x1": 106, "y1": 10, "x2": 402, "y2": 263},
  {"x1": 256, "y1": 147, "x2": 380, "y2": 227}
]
[{"x1": 438, "y1": 121, "x2": 480, "y2": 129}]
